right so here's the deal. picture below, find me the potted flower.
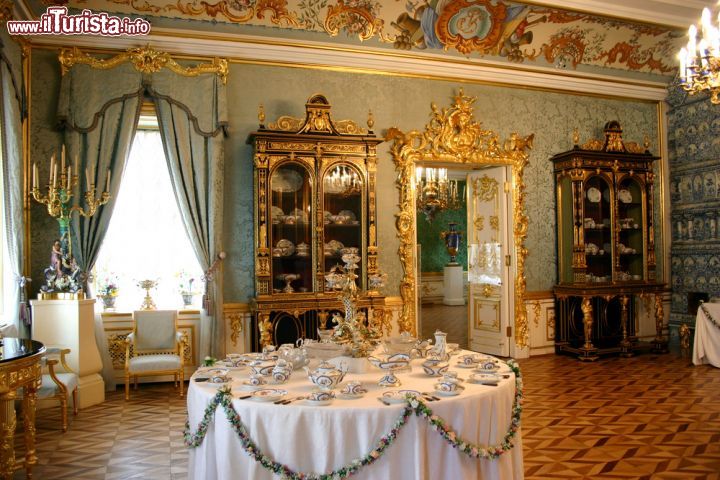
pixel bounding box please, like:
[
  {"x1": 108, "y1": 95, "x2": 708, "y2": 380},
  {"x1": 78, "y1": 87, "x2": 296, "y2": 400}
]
[
  {"x1": 176, "y1": 270, "x2": 198, "y2": 308},
  {"x1": 97, "y1": 275, "x2": 119, "y2": 310}
]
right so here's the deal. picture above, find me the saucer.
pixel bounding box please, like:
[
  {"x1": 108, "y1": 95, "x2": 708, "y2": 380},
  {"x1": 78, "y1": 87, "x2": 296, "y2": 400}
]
[
  {"x1": 468, "y1": 373, "x2": 501, "y2": 385},
  {"x1": 240, "y1": 381, "x2": 265, "y2": 391},
  {"x1": 304, "y1": 398, "x2": 333, "y2": 406},
  {"x1": 251, "y1": 388, "x2": 287, "y2": 402},
  {"x1": 205, "y1": 379, "x2": 232, "y2": 388},
  {"x1": 382, "y1": 390, "x2": 421, "y2": 404},
  {"x1": 433, "y1": 384, "x2": 464, "y2": 396},
  {"x1": 338, "y1": 392, "x2": 365, "y2": 400},
  {"x1": 455, "y1": 362, "x2": 478, "y2": 369}
]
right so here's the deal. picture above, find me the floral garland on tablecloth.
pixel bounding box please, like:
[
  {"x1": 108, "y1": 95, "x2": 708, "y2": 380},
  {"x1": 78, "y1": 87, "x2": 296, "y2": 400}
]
[
  {"x1": 184, "y1": 359, "x2": 524, "y2": 480},
  {"x1": 700, "y1": 303, "x2": 720, "y2": 330}
]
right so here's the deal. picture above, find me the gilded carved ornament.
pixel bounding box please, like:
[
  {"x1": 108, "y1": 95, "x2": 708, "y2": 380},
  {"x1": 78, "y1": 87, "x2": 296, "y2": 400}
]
[
  {"x1": 58, "y1": 46, "x2": 229, "y2": 84},
  {"x1": 387, "y1": 89, "x2": 533, "y2": 348},
  {"x1": 266, "y1": 94, "x2": 368, "y2": 135}
]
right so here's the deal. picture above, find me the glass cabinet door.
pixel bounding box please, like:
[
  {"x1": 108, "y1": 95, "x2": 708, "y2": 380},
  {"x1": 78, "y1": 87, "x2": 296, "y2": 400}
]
[
  {"x1": 583, "y1": 175, "x2": 613, "y2": 283},
  {"x1": 322, "y1": 163, "x2": 364, "y2": 290},
  {"x1": 616, "y1": 177, "x2": 644, "y2": 281},
  {"x1": 269, "y1": 162, "x2": 313, "y2": 294}
]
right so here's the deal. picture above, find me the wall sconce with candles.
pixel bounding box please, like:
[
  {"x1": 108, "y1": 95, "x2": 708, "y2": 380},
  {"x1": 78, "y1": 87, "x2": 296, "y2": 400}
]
[
  {"x1": 679, "y1": 7, "x2": 720, "y2": 104},
  {"x1": 31, "y1": 145, "x2": 112, "y2": 297},
  {"x1": 415, "y1": 166, "x2": 463, "y2": 222}
]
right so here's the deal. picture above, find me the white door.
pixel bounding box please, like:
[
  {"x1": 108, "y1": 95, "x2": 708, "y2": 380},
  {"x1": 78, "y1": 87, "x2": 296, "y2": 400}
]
[{"x1": 466, "y1": 167, "x2": 512, "y2": 356}]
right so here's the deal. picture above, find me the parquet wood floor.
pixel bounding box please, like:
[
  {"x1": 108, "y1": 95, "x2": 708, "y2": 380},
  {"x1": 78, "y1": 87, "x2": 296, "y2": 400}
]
[{"x1": 10, "y1": 351, "x2": 720, "y2": 479}]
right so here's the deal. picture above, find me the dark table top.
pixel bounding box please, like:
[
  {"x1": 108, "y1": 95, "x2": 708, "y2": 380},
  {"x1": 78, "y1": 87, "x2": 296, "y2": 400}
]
[{"x1": 0, "y1": 338, "x2": 45, "y2": 364}]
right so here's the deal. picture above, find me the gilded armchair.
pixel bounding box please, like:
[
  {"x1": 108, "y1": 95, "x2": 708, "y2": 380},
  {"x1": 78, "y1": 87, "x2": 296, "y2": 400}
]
[
  {"x1": 17, "y1": 347, "x2": 78, "y2": 432},
  {"x1": 125, "y1": 310, "x2": 185, "y2": 400}
]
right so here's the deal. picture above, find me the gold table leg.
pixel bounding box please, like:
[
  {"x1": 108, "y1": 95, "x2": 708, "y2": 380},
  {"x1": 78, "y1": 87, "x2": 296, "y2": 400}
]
[
  {"x1": 579, "y1": 297, "x2": 599, "y2": 361},
  {"x1": 619, "y1": 295, "x2": 633, "y2": 357},
  {"x1": 652, "y1": 293, "x2": 669, "y2": 353},
  {"x1": 0, "y1": 391, "x2": 17, "y2": 480},
  {"x1": 22, "y1": 384, "x2": 38, "y2": 478}
]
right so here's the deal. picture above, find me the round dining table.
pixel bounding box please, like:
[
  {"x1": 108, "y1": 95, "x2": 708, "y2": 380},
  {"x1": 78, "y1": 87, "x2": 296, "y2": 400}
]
[{"x1": 187, "y1": 351, "x2": 523, "y2": 480}]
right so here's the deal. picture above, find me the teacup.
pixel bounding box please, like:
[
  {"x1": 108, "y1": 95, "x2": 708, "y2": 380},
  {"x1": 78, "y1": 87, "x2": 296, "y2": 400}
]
[
  {"x1": 248, "y1": 374, "x2": 266, "y2": 387},
  {"x1": 459, "y1": 354, "x2": 481, "y2": 365},
  {"x1": 340, "y1": 381, "x2": 367, "y2": 396},
  {"x1": 434, "y1": 380, "x2": 460, "y2": 393},
  {"x1": 475, "y1": 361, "x2": 498, "y2": 372},
  {"x1": 307, "y1": 390, "x2": 335, "y2": 402},
  {"x1": 210, "y1": 374, "x2": 229, "y2": 384},
  {"x1": 422, "y1": 359, "x2": 449, "y2": 376},
  {"x1": 442, "y1": 371, "x2": 463, "y2": 383}
]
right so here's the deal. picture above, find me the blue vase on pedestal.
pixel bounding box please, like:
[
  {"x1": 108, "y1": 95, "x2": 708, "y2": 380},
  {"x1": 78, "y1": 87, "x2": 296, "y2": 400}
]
[{"x1": 442, "y1": 222, "x2": 462, "y2": 266}]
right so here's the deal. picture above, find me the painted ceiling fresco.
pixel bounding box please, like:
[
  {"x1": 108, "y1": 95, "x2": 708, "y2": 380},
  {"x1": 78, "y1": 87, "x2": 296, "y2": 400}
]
[{"x1": 52, "y1": 0, "x2": 684, "y2": 77}]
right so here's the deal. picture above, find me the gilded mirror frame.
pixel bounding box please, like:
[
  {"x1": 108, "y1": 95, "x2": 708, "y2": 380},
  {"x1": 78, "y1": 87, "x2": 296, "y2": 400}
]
[{"x1": 386, "y1": 90, "x2": 534, "y2": 349}]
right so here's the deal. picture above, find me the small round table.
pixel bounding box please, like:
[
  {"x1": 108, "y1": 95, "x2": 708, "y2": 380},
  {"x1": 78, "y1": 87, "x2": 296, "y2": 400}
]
[{"x1": 0, "y1": 337, "x2": 45, "y2": 479}]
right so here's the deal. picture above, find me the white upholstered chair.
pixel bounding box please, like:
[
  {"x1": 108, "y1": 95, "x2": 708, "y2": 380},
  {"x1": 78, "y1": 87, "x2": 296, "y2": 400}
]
[
  {"x1": 125, "y1": 310, "x2": 185, "y2": 400},
  {"x1": 17, "y1": 347, "x2": 78, "y2": 432}
]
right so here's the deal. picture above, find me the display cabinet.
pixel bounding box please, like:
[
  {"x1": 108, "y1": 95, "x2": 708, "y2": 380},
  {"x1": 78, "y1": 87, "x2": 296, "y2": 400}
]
[
  {"x1": 551, "y1": 121, "x2": 667, "y2": 360},
  {"x1": 247, "y1": 94, "x2": 386, "y2": 349}
]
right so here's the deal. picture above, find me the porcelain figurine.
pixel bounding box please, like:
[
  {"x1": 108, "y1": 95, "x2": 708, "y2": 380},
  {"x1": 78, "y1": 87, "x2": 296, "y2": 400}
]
[{"x1": 303, "y1": 360, "x2": 347, "y2": 391}]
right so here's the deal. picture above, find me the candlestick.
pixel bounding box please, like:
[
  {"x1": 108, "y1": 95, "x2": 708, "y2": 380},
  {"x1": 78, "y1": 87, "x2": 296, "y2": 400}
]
[
  {"x1": 73, "y1": 154, "x2": 78, "y2": 178},
  {"x1": 105, "y1": 169, "x2": 110, "y2": 192},
  {"x1": 32, "y1": 163, "x2": 36, "y2": 189},
  {"x1": 61, "y1": 144, "x2": 66, "y2": 173},
  {"x1": 67, "y1": 166, "x2": 72, "y2": 190}
]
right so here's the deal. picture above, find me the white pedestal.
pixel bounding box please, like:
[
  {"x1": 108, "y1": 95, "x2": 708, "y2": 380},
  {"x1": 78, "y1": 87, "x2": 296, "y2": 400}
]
[
  {"x1": 30, "y1": 299, "x2": 105, "y2": 409},
  {"x1": 443, "y1": 265, "x2": 465, "y2": 306}
]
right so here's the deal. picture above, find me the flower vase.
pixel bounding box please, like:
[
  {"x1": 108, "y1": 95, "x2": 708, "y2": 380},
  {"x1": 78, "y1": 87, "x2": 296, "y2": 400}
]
[
  {"x1": 181, "y1": 293, "x2": 194, "y2": 307},
  {"x1": 100, "y1": 295, "x2": 116, "y2": 311}
]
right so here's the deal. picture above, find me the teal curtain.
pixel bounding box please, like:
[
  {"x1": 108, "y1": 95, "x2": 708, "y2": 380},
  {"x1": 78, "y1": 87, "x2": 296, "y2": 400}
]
[
  {"x1": 150, "y1": 70, "x2": 227, "y2": 359},
  {"x1": 57, "y1": 63, "x2": 143, "y2": 390},
  {"x1": 0, "y1": 32, "x2": 27, "y2": 336}
]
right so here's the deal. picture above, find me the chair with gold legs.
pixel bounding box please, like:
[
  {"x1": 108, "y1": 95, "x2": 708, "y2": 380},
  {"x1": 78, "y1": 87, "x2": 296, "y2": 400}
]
[
  {"x1": 17, "y1": 347, "x2": 78, "y2": 432},
  {"x1": 125, "y1": 310, "x2": 185, "y2": 400}
]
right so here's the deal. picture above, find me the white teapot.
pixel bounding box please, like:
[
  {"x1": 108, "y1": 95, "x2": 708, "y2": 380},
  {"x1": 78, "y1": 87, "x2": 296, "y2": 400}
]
[{"x1": 303, "y1": 361, "x2": 347, "y2": 391}]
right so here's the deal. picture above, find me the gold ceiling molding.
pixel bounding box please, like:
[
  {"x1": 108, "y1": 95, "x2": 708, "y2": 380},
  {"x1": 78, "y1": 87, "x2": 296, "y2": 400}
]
[
  {"x1": 58, "y1": 46, "x2": 229, "y2": 84},
  {"x1": 386, "y1": 89, "x2": 533, "y2": 349}
]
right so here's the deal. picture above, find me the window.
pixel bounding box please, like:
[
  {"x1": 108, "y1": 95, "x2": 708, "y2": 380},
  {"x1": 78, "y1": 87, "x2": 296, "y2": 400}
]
[{"x1": 93, "y1": 118, "x2": 202, "y2": 312}]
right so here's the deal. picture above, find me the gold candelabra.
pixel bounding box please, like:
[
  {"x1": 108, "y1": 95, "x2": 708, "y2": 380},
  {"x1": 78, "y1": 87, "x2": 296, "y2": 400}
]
[
  {"x1": 31, "y1": 145, "x2": 112, "y2": 295},
  {"x1": 31, "y1": 145, "x2": 112, "y2": 226},
  {"x1": 679, "y1": 7, "x2": 720, "y2": 104}
]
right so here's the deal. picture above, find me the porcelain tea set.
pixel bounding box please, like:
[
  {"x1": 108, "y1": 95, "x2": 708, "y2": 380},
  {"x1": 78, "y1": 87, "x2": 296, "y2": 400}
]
[{"x1": 199, "y1": 328, "x2": 505, "y2": 404}]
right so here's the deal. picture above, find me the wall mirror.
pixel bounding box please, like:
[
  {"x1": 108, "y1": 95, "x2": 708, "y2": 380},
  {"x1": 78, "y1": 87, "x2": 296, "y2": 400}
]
[{"x1": 387, "y1": 90, "x2": 534, "y2": 355}]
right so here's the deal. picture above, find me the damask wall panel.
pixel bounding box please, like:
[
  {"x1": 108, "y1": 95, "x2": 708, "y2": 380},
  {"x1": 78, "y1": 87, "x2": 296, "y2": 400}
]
[
  {"x1": 28, "y1": 50, "x2": 660, "y2": 303},
  {"x1": 667, "y1": 87, "x2": 720, "y2": 333}
]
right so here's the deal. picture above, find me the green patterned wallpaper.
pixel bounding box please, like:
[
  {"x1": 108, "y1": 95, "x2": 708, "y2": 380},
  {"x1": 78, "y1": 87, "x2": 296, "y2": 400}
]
[
  {"x1": 27, "y1": 49, "x2": 661, "y2": 302},
  {"x1": 417, "y1": 181, "x2": 468, "y2": 273}
]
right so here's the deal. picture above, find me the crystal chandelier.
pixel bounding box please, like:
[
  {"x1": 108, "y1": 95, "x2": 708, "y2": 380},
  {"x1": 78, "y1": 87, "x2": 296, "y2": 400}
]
[
  {"x1": 325, "y1": 165, "x2": 361, "y2": 195},
  {"x1": 679, "y1": 7, "x2": 720, "y2": 104},
  {"x1": 415, "y1": 167, "x2": 462, "y2": 222}
]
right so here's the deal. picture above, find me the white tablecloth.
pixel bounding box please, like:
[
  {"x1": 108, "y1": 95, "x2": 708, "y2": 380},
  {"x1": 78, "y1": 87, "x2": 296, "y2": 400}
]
[
  {"x1": 187, "y1": 352, "x2": 523, "y2": 480},
  {"x1": 693, "y1": 304, "x2": 720, "y2": 368}
]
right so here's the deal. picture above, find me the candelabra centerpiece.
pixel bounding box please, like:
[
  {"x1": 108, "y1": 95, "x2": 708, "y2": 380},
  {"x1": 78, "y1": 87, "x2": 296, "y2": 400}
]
[
  {"x1": 325, "y1": 248, "x2": 384, "y2": 358},
  {"x1": 415, "y1": 167, "x2": 462, "y2": 222},
  {"x1": 679, "y1": 7, "x2": 720, "y2": 104},
  {"x1": 138, "y1": 279, "x2": 158, "y2": 310},
  {"x1": 31, "y1": 145, "x2": 112, "y2": 297}
]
